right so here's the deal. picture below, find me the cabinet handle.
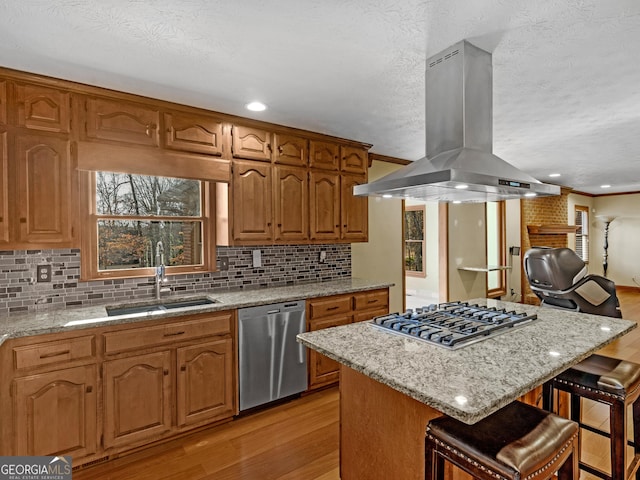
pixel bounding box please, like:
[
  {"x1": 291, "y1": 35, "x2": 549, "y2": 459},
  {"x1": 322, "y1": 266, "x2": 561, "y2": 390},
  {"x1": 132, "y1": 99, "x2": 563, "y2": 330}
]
[
  {"x1": 267, "y1": 222, "x2": 271, "y2": 226},
  {"x1": 86, "y1": 386, "x2": 93, "y2": 394},
  {"x1": 277, "y1": 145, "x2": 283, "y2": 154},
  {"x1": 145, "y1": 123, "x2": 157, "y2": 136},
  {"x1": 277, "y1": 223, "x2": 282, "y2": 227},
  {"x1": 327, "y1": 306, "x2": 339, "y2": 311},
  {"x1": 20, "y1": 218, "x2": 26, "y2": 223},
  {"x1": 0, "y1": 217, "x2": 3, "y2": 222},
  {"x1": 180, "y1": 365, "x2": 186, "y2": 372},
  {"x1": 367, "y1": 299, "x2": 377, "y2": 304},
  {"x1": 40, "y1": 349, "x2": 70, "y2": 359},
  {"x1": 163, "y1": 331, "x2": 185, "y2": 337},
  {"x1": 267, "y1": 143, "x2": 272, "y2": 152},
  {"x1": 164, "y1": 369, "x2": 169, "y2": 375}
]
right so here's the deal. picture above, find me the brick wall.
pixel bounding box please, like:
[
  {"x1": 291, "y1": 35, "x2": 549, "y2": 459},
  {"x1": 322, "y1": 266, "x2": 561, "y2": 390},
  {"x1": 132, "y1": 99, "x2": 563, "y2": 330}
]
[
  {"x1": 520, "y1": 189, "x2": 571, "y2": 304},
  {"x1": 0, "y1": 244, "x2": 351, "y2": 317}
]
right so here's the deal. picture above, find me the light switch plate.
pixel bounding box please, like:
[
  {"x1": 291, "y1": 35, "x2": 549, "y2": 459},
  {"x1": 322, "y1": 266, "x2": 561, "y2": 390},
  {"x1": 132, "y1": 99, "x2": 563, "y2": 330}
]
[{"x1": 252, "y1": 249, "x2": 262, "y2": 268}]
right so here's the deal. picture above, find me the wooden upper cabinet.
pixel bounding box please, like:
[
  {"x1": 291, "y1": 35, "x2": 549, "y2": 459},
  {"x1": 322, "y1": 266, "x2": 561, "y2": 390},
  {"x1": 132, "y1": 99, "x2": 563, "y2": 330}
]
[
  {"x1": 341, "y1": 146, "x2": 368, "y2": 174},
  {"x1": 273, "y1": 133, "x2": 308, "y2": 166},
  {"x1": 341, "y1": 174, "x2": 368, "y2": 241},
  {"x1": 309, "y1": 170, "x2": 340, "y2": 240},
  {"x1": 14, "y1": 83, "x2": 70, "y2": 133},
  {"x1": 232, "y1": 160, "x2": 273, "y2": 241},
  {"x1": 83, "y1": 96, "x2": 160, "y2": 147},
  {"x1": 13, "y1": 364, "x2": 98, "y2": 458},
  {"x1": 163, "y1": 111, "x2": 224, "y2": 156},
  {"x1": 0, "y1": 80, "x2": 6, "y2": 124},
  {"x1": 14, "y1": 134, "x2": 73, "y2": 245},
  {"x1": 0, "y1": 131, "x2": 7, "y2": 243},
  {"x1": 274, "y1": 165, "x2": 308, "y2": 242},
  {"x1": 310, "y1": 140, "x2": 339, "y2": 171},
  {"x1": 231, "y1": 125, "x2": 272, "y2": 161}
]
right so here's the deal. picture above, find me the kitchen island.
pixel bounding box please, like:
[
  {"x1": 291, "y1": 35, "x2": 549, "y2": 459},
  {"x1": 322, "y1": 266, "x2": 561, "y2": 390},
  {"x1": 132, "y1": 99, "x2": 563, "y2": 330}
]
[{"x1": 297, "y1": 298, "x2": 637, "y2": 480}]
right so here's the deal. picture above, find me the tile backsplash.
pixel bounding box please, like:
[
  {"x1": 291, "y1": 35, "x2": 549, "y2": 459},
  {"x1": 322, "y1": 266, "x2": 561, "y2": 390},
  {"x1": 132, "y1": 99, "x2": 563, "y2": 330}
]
[{"x1": 0, "y1": 244, "x2": 351, "y2": 316}]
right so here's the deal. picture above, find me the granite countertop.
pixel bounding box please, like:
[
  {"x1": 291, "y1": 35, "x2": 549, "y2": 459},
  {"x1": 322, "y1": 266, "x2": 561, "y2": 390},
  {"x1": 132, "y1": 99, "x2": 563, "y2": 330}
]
[
  {"x1": 297, "y1": 298, "x2": 637, "y2": 425},
  {"x1": 0, "y1": 278, "x2": 392, "y2": 346}
]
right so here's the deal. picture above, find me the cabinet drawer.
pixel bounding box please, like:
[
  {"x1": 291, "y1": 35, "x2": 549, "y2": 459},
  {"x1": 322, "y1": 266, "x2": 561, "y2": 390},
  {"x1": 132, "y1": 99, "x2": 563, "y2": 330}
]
[
  {"x1": 13, "y1": 335, "x2": 95, "y2": 371},
  {"x1": 353, "y1": 307, "x2": 389, "y2": 324},
  {"x1": 308, "y1": 295, "x2": 352, "y2": 319},
  {"x1": 104, "y1": 312, "x2": 232, "y2": 354},
  {"x1": 354, "y1": 290, "x2": 389, "y2": 311}
]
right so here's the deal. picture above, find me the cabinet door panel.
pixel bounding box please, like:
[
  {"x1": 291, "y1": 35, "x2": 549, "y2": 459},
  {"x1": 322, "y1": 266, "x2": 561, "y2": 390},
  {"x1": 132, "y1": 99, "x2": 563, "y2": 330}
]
[
  {"x1": 274, "y1": 166, "x2": 308, "y2": 242},
  {"x1": 84, "y1": 96, "x2": 159, "y2": 146},
  {"x1": 274, "y1": 133, "x2": 307, "y2": 166},
  {"x1": 0, "y1": 131, "x2": 7, "y2": 243},
  {"x1": 308, "y1": 315, "x2": 351, "y2": 389},
  {"x1": 177, "y1": 338, "x2": 234, "y2": 427},
  {"x1": 14, "y1": 83, "x2": 70, "y2": 133},
  {"x1": 0, "y1": 79, "x2": 6, "y2": 124},
  {"x1": 341, "y1": 174, "x2": 368, "y2": 241},
  {"x1": 341, "y1": 146, "x2": 368, "y2": 174},
  {"x1": 309, "y1": 140, "x2": 339, "y2": 170},
  {"x1": 103, "y1": 351, "x2": 172, "y2": 449},
  {"x1": 309, "y1": 171, "x2": 340, "y2": 240},
  {"x1": 163, "y1": 111, "x2": 224, "y2": 155},
  {"x1": 14, "y1": 134, "x2": 72, "y2": 244},
  {"x1": 231, "y1": 125, "x2": 271, "y2": 161},
  {"x1": 13, "y1": 365, "x2": 97, "y2": 458},
  {"x1": 232, "y1": 160, "x2": 272, "y2": 241}
]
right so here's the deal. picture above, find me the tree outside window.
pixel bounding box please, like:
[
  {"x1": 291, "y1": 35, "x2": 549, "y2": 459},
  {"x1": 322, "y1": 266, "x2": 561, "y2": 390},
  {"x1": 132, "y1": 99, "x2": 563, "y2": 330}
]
[{"x1": 404, "y1": 206, "x2": 425, "y2": 277}]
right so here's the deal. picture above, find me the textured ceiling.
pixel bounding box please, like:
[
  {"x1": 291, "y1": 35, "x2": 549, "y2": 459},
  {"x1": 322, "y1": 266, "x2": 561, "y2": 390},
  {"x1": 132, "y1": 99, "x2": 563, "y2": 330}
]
[{"x1": 1, "y1": 0, "x2": 639, "y2": 194}]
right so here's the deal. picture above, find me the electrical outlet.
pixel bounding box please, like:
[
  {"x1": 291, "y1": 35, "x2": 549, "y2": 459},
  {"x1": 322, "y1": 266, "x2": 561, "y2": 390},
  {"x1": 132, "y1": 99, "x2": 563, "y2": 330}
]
[
  {"x1": 220, "y1": 257, "x2": 229, "y2": 271},
  {"x1": 36, "y1": 264, "x2": 52, "y2": 282},
  {"x1": 319, "y1": 250, "x2": 327, "y2": 263}
]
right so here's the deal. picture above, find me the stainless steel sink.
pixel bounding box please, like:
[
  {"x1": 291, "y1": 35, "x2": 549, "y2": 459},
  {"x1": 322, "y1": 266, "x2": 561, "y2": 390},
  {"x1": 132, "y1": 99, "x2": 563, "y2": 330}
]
[{"x1": 106, "y1": 297, "x2": 217, "y2": 317}]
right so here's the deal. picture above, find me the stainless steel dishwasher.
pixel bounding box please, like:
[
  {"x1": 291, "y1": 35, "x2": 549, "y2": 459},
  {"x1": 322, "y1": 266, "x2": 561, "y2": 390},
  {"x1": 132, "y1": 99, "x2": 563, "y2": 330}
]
[{"x1": 238, "y1": 300, "x2": 307, "y2": 411}]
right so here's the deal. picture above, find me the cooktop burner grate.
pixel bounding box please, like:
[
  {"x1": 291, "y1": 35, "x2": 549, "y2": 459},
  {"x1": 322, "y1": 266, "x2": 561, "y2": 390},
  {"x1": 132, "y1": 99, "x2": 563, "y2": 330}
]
[{"x1": 370, "y1": 301, "x2": 537, "y2": 349}]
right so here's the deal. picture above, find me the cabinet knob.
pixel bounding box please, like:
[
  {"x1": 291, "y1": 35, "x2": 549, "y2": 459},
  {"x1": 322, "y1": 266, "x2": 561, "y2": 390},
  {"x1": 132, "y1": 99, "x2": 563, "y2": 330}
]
[
  {"x1": 86, "y1": 386, "x2": 93, "y2": 393},
  {"x1": 163, "y1": 369, "x2": 169, "y2": 376},
  {"x1": 180, "y1": 365, "x2": 186, "y2": 372}
]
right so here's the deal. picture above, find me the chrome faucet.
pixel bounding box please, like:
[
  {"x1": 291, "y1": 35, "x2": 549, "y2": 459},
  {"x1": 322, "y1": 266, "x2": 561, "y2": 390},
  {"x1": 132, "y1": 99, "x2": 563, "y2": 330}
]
[{"x1": 155, "y1": 240, "x2": 170, "y2": 299}]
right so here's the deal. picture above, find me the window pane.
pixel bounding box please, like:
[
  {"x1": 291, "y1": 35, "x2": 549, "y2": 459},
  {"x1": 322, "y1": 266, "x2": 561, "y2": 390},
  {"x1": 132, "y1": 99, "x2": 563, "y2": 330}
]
[
  {"x1": 96, "y1": 172, "x2": 201, "y2": 217},
  {"x1": 405, "y1": 241, "x2": 423, "y2": 272},
  {"x1": 97, "y1": 220, "x2": 203, "y2": 271},
  {"x1": 404, "y1": 210, "x2": 424, "y2": 240}
]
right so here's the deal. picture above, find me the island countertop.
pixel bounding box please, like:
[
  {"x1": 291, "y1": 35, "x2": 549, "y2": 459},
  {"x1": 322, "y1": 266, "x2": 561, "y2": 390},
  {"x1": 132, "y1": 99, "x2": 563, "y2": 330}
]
[{"x1": 297, "y1": 298, "x2": 636, "y2": 424}]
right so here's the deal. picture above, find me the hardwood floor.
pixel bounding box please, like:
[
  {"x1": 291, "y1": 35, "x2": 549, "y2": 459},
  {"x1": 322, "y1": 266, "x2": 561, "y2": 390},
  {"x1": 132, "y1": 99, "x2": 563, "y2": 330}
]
[{"x1": 73, "y1": 290, "x2": 640, "y2": 480}]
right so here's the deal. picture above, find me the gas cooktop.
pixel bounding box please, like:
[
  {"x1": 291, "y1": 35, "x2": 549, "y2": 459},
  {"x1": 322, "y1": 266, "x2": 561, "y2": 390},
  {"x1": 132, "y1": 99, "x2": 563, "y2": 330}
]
[{"x1": 371, "y1": 301, "x2": 537, "y2": 350}]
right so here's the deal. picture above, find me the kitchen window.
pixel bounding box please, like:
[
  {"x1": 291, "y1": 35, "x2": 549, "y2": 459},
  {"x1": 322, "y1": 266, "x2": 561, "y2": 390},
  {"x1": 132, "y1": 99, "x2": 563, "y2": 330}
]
[
  {"x1": 80, "y1": 171, "x2": 215, "y2": 280},
  {"x1": 575, "y1": 205, "x2": 589, "y2": 262},
  {"x1": 404, "y1": 205, "x2": 425, "y2": 277}
]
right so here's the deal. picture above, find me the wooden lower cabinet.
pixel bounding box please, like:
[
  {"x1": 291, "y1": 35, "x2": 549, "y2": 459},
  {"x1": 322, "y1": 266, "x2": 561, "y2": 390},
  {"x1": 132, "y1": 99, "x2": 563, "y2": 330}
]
[
  {"x1": 308, "y1": 315, "x2": 352, "y2": 389},
  {"x1": 13, "y1": 364, "x2": 98, "y2": 458},
  {"x1": 176, "y1": 338, "x2": 234, "y2": 427},
  {"x1": 307, "y1": 288, "x2": 389, "y2": 390},
  {"x1": 103, "y1": 351, "x2": 172, "y2": 449}
]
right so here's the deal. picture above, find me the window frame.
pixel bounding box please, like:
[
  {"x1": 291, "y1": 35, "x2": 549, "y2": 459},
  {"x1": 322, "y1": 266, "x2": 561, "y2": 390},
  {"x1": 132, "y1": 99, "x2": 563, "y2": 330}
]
[
  {"x1": 79, "y1": 171, "x2": 216, "y2": 281},
  {"x1": 486, "y1": 201, "x2": 506, "y2": 299},
  {"x1": 575, "y1": 205, "x2": 589, "y2": 263},
  {"x1": 404, "y1": 205, "x2": 426, "y2": 278}
]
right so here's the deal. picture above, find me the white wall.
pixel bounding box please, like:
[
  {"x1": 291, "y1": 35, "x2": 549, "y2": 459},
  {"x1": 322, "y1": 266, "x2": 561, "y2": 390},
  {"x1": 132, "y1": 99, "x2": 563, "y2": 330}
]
[
  {"x1": 352, "y1": 161, "x2": 405, "y2": 313},
  {"x1": 591, "y1": 194, "x2": 640, "y2": 286},
  {"x1": 405, "y1": 199, "x2": 440, "y2": 302}
]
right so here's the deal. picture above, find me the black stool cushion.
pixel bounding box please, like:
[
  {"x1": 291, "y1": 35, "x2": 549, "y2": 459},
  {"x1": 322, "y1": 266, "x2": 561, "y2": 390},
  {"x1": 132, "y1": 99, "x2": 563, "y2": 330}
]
[
  {"x1": 427, "y1": 401, "x2": 578, "y2": 479},
  {"x1": 557, "y1": 354, "x2": 640, "y2": 395}
]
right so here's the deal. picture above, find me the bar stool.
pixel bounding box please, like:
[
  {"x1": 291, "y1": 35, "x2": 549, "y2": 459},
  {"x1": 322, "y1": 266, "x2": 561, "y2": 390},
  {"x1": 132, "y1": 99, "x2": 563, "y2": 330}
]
[
  {"x1": 542, "y1": 354, "x2": 640, "y2": 480},
  {"x1": 425, "y1": 401, "x2": 579, "y2": 480}
]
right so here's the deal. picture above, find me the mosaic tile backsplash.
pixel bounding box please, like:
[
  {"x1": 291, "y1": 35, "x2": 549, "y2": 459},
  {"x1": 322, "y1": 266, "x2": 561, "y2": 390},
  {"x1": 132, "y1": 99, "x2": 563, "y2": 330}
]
[{"x1": 0, "y1": 244, "x2": 351, "y2": 317}]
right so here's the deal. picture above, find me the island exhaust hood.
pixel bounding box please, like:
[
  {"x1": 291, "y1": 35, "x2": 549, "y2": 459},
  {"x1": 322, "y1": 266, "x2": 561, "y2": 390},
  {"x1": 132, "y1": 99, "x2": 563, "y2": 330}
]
[{"x1": 354, "y1": 40, "x2": 560, "y2": 203}]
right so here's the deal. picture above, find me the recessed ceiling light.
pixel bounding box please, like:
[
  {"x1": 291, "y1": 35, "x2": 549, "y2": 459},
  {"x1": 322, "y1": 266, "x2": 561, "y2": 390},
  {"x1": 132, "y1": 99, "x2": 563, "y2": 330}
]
[
  {"x1": 524, "y1": 192, "x2": 537, "y2": 197},
  {"x1": 246, "y1": 101, "x2": 267, "y2": 112},
  {"x1": 382, "y1": 194, "x2": 392, "y2": 199},
  {"x1": 601, "y1": 184, "x2": 611, "y2": 189},
  {"x1": 455, "y1": 184, "x2": 468, "y2": 189},
  {"x1": 548, "y1": 173, "x2": 561, "y2": 178},
  {"x1": 452, "y1": 200, "x2": 462, "y2": 204}
]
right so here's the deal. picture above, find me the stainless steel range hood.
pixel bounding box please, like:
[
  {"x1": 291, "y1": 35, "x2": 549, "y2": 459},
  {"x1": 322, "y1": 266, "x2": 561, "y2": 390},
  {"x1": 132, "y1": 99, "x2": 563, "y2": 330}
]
[{"x1": 354, "y1": 40, "x2": 560, "y2": 203}]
